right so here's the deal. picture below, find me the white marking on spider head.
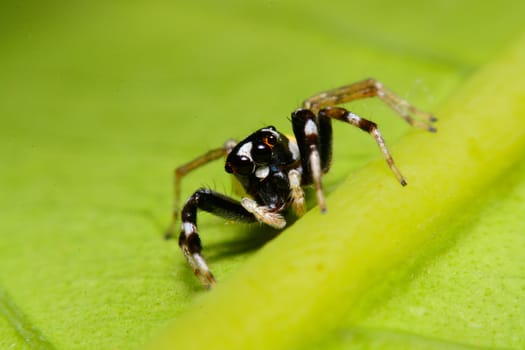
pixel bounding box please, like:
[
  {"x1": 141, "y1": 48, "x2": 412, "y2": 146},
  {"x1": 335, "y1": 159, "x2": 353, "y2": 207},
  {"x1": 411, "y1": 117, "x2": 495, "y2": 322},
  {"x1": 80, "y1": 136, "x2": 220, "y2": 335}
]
[
  {"x1": 237, "y1": 142, "x2": 253, "y2": 159},
  {"x1": 304, "y1": 119, "x2": 318, "y2": 136},
  {"x1": 255, "y1": 166, "x2": 270, "y2": 179},
  {"x1": 261, "y1": 127, "x2": 280, "y2": 139}
]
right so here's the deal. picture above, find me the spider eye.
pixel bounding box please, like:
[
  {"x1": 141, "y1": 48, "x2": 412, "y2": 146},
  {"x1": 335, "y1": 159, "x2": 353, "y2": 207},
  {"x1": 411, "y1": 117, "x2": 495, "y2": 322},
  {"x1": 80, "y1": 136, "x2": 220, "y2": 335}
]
[
  {"x1": 225, "y1": 156, "x2": 253, "y2": 175},
  {"x1": 252, "y1": 143, "x2": 272, "y2": 164},
  {"x1": 265, "y1": 134, "x2": 277, "y2": 146}
]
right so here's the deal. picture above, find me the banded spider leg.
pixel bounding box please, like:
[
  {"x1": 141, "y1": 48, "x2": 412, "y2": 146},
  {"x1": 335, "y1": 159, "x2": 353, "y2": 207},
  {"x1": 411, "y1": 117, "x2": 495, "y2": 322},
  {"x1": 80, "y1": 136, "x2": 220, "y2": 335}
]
[{"x1": 293, "y1": 78, "x2": 437, "y2": 212}]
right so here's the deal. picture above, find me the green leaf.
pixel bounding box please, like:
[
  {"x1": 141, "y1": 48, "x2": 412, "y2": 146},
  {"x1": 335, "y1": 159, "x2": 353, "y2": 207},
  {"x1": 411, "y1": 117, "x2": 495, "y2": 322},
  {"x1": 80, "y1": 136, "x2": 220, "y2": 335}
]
[
  {"x1": 149, "y1": 33, "x2": 525, "y2": 350},
  {"x1": 1, "y1": 1, "x2": 525, "y2": 349}
]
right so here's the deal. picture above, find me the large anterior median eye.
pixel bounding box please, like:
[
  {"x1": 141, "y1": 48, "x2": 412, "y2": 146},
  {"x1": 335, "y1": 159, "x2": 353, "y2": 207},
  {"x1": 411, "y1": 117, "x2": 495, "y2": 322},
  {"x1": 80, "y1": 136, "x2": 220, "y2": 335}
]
[
  {"x1": 265, "y1": 133, "x2": 277, "y2": 146},
  {"x1": 225, "y1": 156, "x2": 253, "y2": 175},
  {"x1": 252, "y1": 143, "x2": 272, "y2": 164}
]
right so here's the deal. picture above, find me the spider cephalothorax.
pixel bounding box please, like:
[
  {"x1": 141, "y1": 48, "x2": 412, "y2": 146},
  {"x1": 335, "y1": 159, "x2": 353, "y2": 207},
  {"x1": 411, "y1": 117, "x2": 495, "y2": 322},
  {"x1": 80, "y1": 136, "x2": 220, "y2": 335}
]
[
  {"x1": 225, "y1": 126, "x2": 301, "y2": 212},
  {"x1": 166, "y1": 78, "x2": 437, "y2": 288}
]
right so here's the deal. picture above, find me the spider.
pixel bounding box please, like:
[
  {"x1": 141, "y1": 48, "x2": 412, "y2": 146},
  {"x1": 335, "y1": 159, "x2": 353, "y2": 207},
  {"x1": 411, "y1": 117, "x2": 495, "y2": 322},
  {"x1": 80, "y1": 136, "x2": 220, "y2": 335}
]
[{"x1": 166, "y1": 78, "x2": 437, "y2": 288}]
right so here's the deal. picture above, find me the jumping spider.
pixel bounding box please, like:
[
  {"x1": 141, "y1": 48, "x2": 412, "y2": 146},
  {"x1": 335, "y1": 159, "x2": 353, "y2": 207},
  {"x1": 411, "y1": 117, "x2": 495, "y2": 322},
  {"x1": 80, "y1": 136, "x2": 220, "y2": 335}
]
[{"x1": 166, "y1": 78, "x2": 437, "y2": 288}]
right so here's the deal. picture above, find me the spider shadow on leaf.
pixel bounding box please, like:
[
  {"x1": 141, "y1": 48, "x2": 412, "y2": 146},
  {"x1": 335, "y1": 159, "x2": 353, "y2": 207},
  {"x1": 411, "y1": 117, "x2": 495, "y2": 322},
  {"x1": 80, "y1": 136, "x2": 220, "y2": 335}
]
[
  {"x1": 203, "y1": 214, "x2": 300, "y2": 262},
  {"x1": 175, "y1": 218, "x2": 297, "y2": 292},
  {"x1": 191, "y1": 187, "x2": 323, "y2": 263}
]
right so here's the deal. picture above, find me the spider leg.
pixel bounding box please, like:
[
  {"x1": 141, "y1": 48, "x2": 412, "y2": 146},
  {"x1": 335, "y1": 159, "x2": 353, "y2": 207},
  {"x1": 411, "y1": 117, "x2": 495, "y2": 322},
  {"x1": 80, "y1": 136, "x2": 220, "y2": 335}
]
[
  {"x1": 288, "y1": 169, "x2": 306, "y2": 217},
  {"x1": 291, "y1": 105, "x2": 410, "y2": 213},
  {"x1": 291, "y1": 109, "x2": 331, "y2": 213},
  {"x1": 319, "y1": 106, "x2": 407, "y2": 186},
  {"x1": 179, "y1": 188, "x2": 257, "y2": 288},
  {"x1": 240, "y1": 198, "x2": 287, "y2": 229},
  {"x1": 165, "y1": 139, "x2": 237, "y2": 239},
  {"x1": 303, "y1": 78, "x2": 437, "y2": 132}
]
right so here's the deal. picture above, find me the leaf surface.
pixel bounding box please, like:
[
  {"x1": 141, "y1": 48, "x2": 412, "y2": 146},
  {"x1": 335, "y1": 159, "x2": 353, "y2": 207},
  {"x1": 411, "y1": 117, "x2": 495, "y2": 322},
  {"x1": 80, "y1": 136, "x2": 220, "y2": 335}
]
[{"x1": 1, "y1": 1, "x2": 524, "y2": 349}]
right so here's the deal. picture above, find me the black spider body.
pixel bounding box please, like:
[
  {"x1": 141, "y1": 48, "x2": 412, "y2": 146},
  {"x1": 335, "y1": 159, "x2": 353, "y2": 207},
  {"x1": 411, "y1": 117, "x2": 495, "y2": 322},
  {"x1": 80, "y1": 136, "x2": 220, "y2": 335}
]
[
  {"x1": 225, "y1": 126, "x2": 300, "y2": 211},
  {"x1": 167, "y1": 78, "x2": 437, "y2": 288}
]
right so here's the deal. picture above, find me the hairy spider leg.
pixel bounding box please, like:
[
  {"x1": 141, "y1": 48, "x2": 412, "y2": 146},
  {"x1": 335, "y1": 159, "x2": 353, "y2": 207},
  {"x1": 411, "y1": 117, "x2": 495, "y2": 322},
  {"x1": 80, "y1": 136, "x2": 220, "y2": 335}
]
[
  {"x1": 291, "y1": 109, "x2": 333, "y2": 213},
  {"x1": 303, "y1": 78, "x2": 437, "y2": 132},
  {"x1": 319, "y1": 106, "x2": 407, "y2": 186},
  {"x1": 240, "y1": 198, "x2": 287, "y2": 229},
  {"x1": 179, "y1": 188, "x2": 257, "y2": 288},
  {"x1": 169, "y1": 79, "x2": 437, "y2": 288},
  {"x1": 166, "y1": 139, "x2": 237, "y2": 239},
  {"x1": 291, "y1": 104, "x2": 411, "y2": 213},
  {"x1": 287, "y1": 169, "x2": 306, "y2": 216}
]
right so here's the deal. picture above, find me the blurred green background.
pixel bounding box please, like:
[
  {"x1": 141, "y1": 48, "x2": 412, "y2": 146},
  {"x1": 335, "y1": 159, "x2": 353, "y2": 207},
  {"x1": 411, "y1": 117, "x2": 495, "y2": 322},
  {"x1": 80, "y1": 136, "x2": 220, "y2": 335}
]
[{"x1": 1, "y1": 1, "x2": 525, "y2": 349}]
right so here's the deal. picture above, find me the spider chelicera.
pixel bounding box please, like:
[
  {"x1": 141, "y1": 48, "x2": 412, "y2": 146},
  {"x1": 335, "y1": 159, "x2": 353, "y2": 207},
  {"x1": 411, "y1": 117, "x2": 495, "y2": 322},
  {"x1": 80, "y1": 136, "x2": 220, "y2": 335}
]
[{"x1": 166, "y1": 78, "x2": 437, "y2": 288}]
